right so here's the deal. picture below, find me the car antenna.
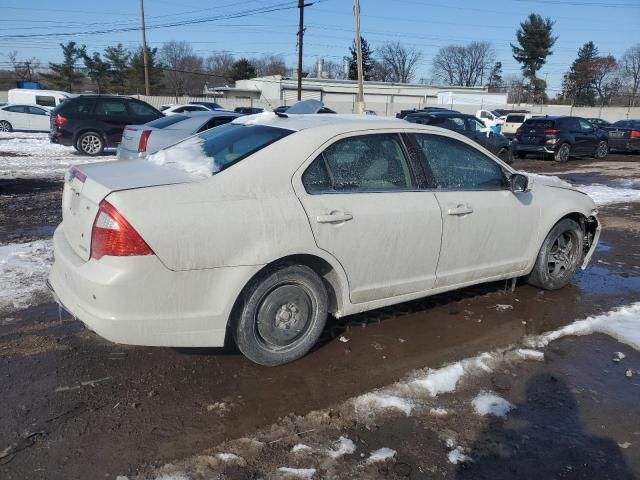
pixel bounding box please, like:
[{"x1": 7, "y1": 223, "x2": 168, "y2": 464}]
[{"x1": 275, "y1": 111, "x2": 288, "y2": 118}]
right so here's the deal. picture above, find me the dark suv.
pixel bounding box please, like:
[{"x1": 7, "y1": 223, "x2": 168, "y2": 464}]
[
  {"x1": 511, "y1": 116, "x2": 609, "y2": 162},
  {"x1": 405, "y1": 111, "x2": 513, "y2": 164},
  {"x1": 50, "y1": 95, "x2": 163, "y2": 155}
]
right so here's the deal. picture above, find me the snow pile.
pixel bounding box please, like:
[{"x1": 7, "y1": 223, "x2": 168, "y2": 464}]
[
  {"x1": 353, "y1": 393, "x2": 413, "y2": 416},
  {"x1": 447, "y1": 446, "x2": 472, "y2": 464},
  {"x1": 234, "y1": 111, "x2": 277, "y2": 125},
  {"x1": 577, "y1": 184, "x2": 640, "y2": 206},
  {"x1": 291, "y1": 444, "x2": 312, "y2": 453},
  {"x1": 471, "y1": 392, "x2": 514, "y2": 417},
  {"x1": 277, "y1": 467, "x2": 316, "y2": 479},
  {"x1": 515, "y1": 349, "x2": 545, "y2": 361},
  {"x1": 146, "y1": 135, "x2": 214, "y2": 177},
  {"x1": 367, "y1": 448, "x2": 397, "y2": 463},
  {"x1": 530, "y1": 302, "x2": 640, "y2": 351},
  {"x1": 325, "y1": 436, "x2": 356, "y2": 459},
  {"x1": 215, "y1": 453, "x2": 242, "y2": 462},
  {"x1": 0, "y1": 240, "x2": 53, "y2": 311},
  {"x1": 525, "y1": 173, "x2": 573, "y2": 189}
]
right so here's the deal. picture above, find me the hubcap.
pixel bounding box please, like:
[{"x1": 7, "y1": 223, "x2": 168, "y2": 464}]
[
  {"x1": 597, "y1": 143, "x2": 607, "y2": 158},
  {"x1": 0, "y1": 122, "x2": 9, "y2": 132},
  {"x1": 81, "y1": 135, "x2": 102, "y2": 154},
  {"x1": 547, "y1": 231, "x2": 578, "y2": 279},
  {"x1": 256, "y1": 284, "x2": 312, "y2": 347},
  {"x1": 560, "y1": 145, "x2": 569, "y2": 161}
]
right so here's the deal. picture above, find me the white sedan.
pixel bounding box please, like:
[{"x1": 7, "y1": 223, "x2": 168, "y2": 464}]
[
  {"x1": 48, "y1": 113, "x2": 600, "y2": 366},
  {"x1": 0, "y1": 104, "x2": 51, "y2": 132}
]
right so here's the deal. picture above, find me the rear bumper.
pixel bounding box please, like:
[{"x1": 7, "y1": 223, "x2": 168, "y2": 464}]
[
  {"x1": 48, "y1": 225, "x2": 262, "y2": 347},
  {"x1": 609, "y1": 138, "x2": 640, "y2": 151},
  {"x1": 49, "y1": 130, "x2": 74, "y2": 146},
  {"x1": 116, "y1": 145, "x2": 141, "y2": 161},
  {"x1": 513, "y1": 143, "x2": 556, "y2": 155}
]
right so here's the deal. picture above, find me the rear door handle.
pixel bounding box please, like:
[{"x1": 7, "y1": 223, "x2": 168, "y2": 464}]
[
  {"x1": 316, "y1": 211, "x2": 353, "y2": 224},
  {"x1": 447, "y1": 204, "x2": 473, "y2": 216}
]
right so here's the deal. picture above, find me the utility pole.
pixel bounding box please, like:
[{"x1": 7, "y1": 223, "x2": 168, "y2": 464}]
[
  {"x1": 140, "y1": 0, "x2": 150, "y2": 96},
  {"x1": 297, "y1": 0, "x2": 305, "y2": 101},
  {"x1": 354, "y1": 0, "x2": 365, "y2": 114}
]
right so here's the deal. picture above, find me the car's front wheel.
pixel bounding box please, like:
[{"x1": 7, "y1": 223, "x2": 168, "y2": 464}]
[
  {"x1": 554, "y1": 143, "x2": 571, "y2": 162},
  {"x1": 77, "y1": 131, "x2": 105, "y2": 156},
  {"x1": 0, "y1": 120, "x2": 12, "y2": 132},
  {"x1": 233, "y1": 264, "x2": 329, "y2": 366},
  {"x1": 527, "y1": 218, "x2": 584, "y2": 290},
  {"x1": 594, "y1": 140, "x2": 608, "y2": 160}
]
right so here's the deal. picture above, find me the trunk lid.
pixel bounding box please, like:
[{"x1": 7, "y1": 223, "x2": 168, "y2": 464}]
[
  {"x1": 120, "y1": 125, "x2": 155, "y2": 154},
  {"x1": 61, "y1": 159, "x2": 194, "y2": 261}
]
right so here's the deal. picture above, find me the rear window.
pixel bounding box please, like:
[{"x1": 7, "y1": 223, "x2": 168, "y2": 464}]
[
  {"x1": 506, "y1": 114, "x2": 525, "y2": 123},
  {"x1": 523, "y1": 119, "x2": 556, "y2": 129},
  {"x1": 147, "y1": 115, "x2": 189, "y2": 129},
  {"x1": 146, "y1": 123, "x2": 292, "y2": 177},
  {"x1": 36, "y1": 95, "x2": 56, "y2": 107}
]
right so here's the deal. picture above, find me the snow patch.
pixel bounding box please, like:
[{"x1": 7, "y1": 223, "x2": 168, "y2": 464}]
[
  {"x1": 291, "y1": 444, "x2": 312, "y2": 453},
  {"x1": 235, "y1": 111, "x2": 277, "y2": 125},
  {"x1": 155, "y1": 475, "x2": 190, "y2": 480},
  {"x1": 367, "y1": 447, "x2": 397, "y2": 463},
  {"x1": 429, "y1": 407, "x2": 449, "y2": 416},
  {"x1": 411, "y1": 352, "x2": 496, "y2": 396},
  {"x1": 472, "y1": 391, "x2": 514, "y2": 417},
  {"x1": 0, "y1": 240, "x2": 53, "y2": 312},
  {"x1": 447, "y1": 446, "x2": 472, "y2": 464},
  {"x1": 495, "y1": 304, "x2": 513, "y2": 311},
  {"x1": 326, "y1": 436, "x2": 356, "y2": 459},
  {"x1": 215, "y1": 453, "x2": 242, "y2": 462},
  {"x1": 277, "y1": 467, "x2": 316, "y2": 479},
  {"x1": 353, "y1": 393, "x2": 413, "y2": 416},
  {"x1": 515, "y1": 349, "x2": 545, "y2": 361},
  {"x1": 146, "y1": 135, "x2": 213, "y2": 177},
  {"x1": 577, "y1": 184, "x2": 640, "y2": 206}
]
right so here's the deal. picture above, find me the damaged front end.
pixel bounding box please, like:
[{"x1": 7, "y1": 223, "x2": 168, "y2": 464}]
[{"x1": 580, "y1": 213, "x2": 601, "y2": 269}]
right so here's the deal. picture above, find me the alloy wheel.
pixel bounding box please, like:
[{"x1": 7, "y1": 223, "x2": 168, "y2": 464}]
[
  {"x1": 547, "y1": 230, "x2": 579, "y2": 280},
  {"x1": 80, "y1": 134, "x2": 103, "y2": 155},
  {"x1": 0, "y1": 121, "x2": 11, "y2": 132}
]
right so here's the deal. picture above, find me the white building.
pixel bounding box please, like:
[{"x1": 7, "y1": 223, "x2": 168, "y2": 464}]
[{"x1": 205, "y1": 75, "x2": 508, "y2": 115}]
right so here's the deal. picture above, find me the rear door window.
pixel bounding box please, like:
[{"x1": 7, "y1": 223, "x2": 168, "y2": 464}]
[
  {"x1": 506, "y1": 114, "x2": 525, "y2": 123},
  {"x1": 28, "y1": 106, "x2": 48, "y2": 116},
  {"x1": 129, "y1": 101, "x2": 159, "y2": 118},
  {"x1": 35, "y1": 95, "x2": 56, "y2": 107},
  {"x1": 414, "y1": 134, "x2": 507, "y2": 190},
  {"x1": 63, "y1": 99, "x2": 94, "y2": 114},
  {"x1": 4, "y1": 105, "x2": 27, "y2": 113},
  {"x1": 95, "y1": 100, "x2": 128, "y2": 116}
]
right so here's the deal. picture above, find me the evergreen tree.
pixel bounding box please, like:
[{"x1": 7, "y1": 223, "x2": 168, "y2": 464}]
[
  {"x1": 128, "y1": 46, "x2": 164, "y2": 94},
  {"x1": 104, "y1": 43, "x2": 131, "y2": 93},
  {"x1": 41, "y1": 41, "x2": 84, "y2": 92},
  {"x1": 229, "y1": 58, "x2": 256, "y2": 82},
  {"x1": 82, "y1": 51, "x2": 110, "y2": 94},
  {"x1": 511, "y1": 14, "x2": 557, "y2": 99},
  {"x1": 487, "y1": 62, "x2": 503, "y2": 88},
  {"x1": 560, "y1": 42, "x2": 600, "y2": 106},
  {"x1": 349, "y1": 37, "x2": 374, "y2": 81}
]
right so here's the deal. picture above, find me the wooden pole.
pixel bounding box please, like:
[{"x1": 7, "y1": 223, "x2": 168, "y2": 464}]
[
  {"x1": 354, "y1": 0, "x2": 365, "y2": 114},
  {"x1": 141, "y1": 0, "x2": 150, "y2": 96}
]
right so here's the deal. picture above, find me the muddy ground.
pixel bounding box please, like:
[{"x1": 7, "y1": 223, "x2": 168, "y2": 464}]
[{"x1": 1, "y1": 154, "x2": 639, "y2": 479}]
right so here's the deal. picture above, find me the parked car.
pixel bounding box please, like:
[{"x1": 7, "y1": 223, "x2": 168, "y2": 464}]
[
  {"x1": 405, "y1": 111, "x2": 513, "y2": 163},
  {"x1": 234, "y1": 107, "x2": 265, "y2": 115},
  {"x1": 273, "y1": 106, "x2": 290, "y2": 114},
  {"x1": 162, "y1": 104, "x2": 211, "y2": 115},
  {"x1": 511, "y1": 116, "x2": 609, "y2": 162},
  {"x1": 48, "y1": 114, "x2": 600, "y2": 366},
  {"x1": 8, "y1": 88, "x2": 72, "y2": 108},
  {"x1": 286, "y1": 99, "x2": 336, "y2": 114},
  {"x1": 0, "y1": 104, "x2": 51, "y2": 132},
  {"x1": 585, "y1": 118, "x2": 611, "y2": 128},
  {"x1": 476, "y1": 109, "x2": 505, "y2": 129},
  {"x1": 501, "y1": 113, "x2": 543, "y2": 139},
  {"x1": 604, "y1": 119, "x2": 640, "y2": 153},
  {"x1": 118, "y1": 111, "x2": 241, "y2": 160},
  {"x1": 396, "y1": 107, "x2": 457, "y2": 119},
  {"x1": 189, "y1": 101, "x2": 224, "y2": 111},
  {"x1": 49, "y1": 95, "x2": 163, "y2": 155}
]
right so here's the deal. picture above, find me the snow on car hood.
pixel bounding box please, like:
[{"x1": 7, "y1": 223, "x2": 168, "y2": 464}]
[
  {"x1": 146, "y1": 135, "x2": 214, "y2": 178},
  {"x1": 522, "y1": 172, "x2": 575, "y2": 190}
]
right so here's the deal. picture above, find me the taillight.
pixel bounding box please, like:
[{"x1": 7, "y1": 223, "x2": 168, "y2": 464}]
[
  {"x1": 53, "y1": 114, "x2": 67, "y2": 127},
  {"x1": 138, "y1": 130, "x2": 152, "y2": 153},
  {"x1": 544, "y1": 129, "x2": 561, "y2": 135},
  {"x1": 631, "y1": 130, "x2": 640, "y2": 139},
  {"x1": 91, "y1": 201, "x2": 153, "y2": 260}
]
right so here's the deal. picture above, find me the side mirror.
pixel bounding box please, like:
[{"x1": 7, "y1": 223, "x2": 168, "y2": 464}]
[{"x1": 510, "y1": 173, "x2": 530, "y2": 193}]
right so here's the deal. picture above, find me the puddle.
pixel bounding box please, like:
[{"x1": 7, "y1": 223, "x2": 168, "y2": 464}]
[
  {"x1": 595, "y1": 241, "x2": 611, "y2": 252},
  {"x1": 573, "y1": 265, "x2": 640, "y2": 296}
]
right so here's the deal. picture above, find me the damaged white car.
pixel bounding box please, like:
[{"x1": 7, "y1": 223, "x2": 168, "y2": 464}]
[{"x1": 49, "y1": 113, "x2": 600, "y2": 366}]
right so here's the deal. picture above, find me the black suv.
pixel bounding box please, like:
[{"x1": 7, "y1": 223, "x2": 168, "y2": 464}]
[
  {"x1": 405, "y1": 111, "x2": 513, "y2": 164},
  {"x1": 50, "y1": 95, "x2": 163, "y2": 156},
  {"x1": 511, "y1": 116, "x2": 609, "y2": 162}
]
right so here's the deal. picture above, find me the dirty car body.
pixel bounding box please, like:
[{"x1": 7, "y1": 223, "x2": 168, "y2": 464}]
[{"x1": 48, "y1": 113, "x2": 600, "y2": 365}]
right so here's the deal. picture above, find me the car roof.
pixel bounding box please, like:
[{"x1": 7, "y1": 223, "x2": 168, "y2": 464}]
[
  {"x1": 407, "y1": 111, "x2": 471, "y2": 118},
  {"x1": 186, "y1": 111, "x2": 241, "y2": 118}
]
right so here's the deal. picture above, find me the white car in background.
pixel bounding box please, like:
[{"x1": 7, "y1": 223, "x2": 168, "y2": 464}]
[
  {"x1": 0, "y1": 104, "x2": 51, "y2": 132},
  {"x1": 118, "y1": 111, "x2": 241, "y2": 160},
  {"x1": 501, "y1": 113, "x2": 543, "y2": 139},
  {"x1": 476, "y1": 109, "x2": 505, "y2": 129},
  {"x1": 161, "y1": 104, "x2": 212, "y2": 115},
  {"x1": 49, "y1": 114, "x2": 600, "y2": 366}
]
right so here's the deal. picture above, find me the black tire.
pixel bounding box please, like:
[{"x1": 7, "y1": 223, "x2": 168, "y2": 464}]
[
  {"x1": 233, "y1": 264, "x2": 328, "y2": 366},
  {"x1": 516, "y1": 151, "x2": 527, "y2": 159},
  {"x1": 497, "y1": 147, "x2": 513, "y2": 165},
  {"x1": 554, "y1": 142, "x2": 571, "y2": 163},
  {"x1": 0, "y1": 120, "x2": 12, "y2": 132},
  {"x1": 76, "y1": 131, "x2": 105, "y2": 156},
  {"x1": 527, "y1": 218, "x2": 584, "y2": 290},
  {"x1": 594, "y1": 140, "x2": 608, "y2": 160}
]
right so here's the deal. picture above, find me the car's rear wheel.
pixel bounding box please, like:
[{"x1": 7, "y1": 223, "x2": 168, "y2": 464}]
[
  {"x1": 527, "y1": 218, "x2": 583, "y2": 290},
  {"x1": 0, "y1": 120, "x2": 12, "y2": 132},
  {"x1": 516, "y1": 151, "x2": 526, "y2": 159},
  {"x1": 594, "y1": 141, "x2": 608, "y2": 160},
  {"x1": 554, "y1": 143, "x2": 571, "y2": 162},
  {"x1": 77, "y1": 131, "x2": 104, "y2": 156},
  {"x1": 233, "y1": 264, "x2": 328, "y2": 366},
  {"x1": 497, "y1": 147, "x2": 513, "y2": 165}
]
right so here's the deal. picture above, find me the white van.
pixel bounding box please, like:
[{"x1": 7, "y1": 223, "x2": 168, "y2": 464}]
[
  {"x1": 475, "y1": 109, "x2": 505, "y2": 129},
  {"x1": 8, "y1": 89, "x2": 72, "y2": 108},
  {"x1": 501, "y1": 113, "x2": 542, "y2": 139}
]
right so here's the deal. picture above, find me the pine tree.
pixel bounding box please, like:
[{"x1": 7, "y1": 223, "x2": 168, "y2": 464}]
[
  {"x1": 104, "y1": 43, "x2": 131, "y2": 93},
  {"x1": 229, "y1": 58, "x2": 257, "y2": 82},
  {"x1": 128, "y1": 46, "x2": 164, "y2": 94},
  {"x1": 82, "y1": 51, "x2": 110, "y2": 94},
  {"x1": 560, "y1": 42, "x2": 599, "y2": 106},
  {"x1": 41, "y1": 41, "x2": 84, "y2": 92},
  {"x1": 349, "y1": 37, "x2": 374, "y2": 81},
  {"x1": 487, "y1": 62, "x2": 503, "y2": 88}
]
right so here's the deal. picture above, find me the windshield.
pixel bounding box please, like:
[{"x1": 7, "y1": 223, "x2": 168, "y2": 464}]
[{"x1": 146, "y1": 123, "x2": 292, "y2": 177}]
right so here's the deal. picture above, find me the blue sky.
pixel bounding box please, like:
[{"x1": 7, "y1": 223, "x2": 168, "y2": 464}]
[{"x1": 1, "y1": 0, "x2": 639, "y2": 95}]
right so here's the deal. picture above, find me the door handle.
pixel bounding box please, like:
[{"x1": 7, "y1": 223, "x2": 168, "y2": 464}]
[
  {"x1": 447, "y1": 204, "x2": 473, "y2": 216},
  {"x1": 316, "y1": 211, "x2": 353, "y2": 224}
]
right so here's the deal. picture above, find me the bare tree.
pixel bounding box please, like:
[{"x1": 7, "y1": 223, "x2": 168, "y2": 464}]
[
  {"x1": 205, "y1": 52, "x2": 235, "y2": 86},
  {"x1": 370, "y1": 60, "x2": 394, "y2": 82},
  {"x1": 376, "y1": 41, "x2": 422, "y2": 83},
  {"x1": 160, "y1": 41, "x2": 205, "y2": 97},
  {"x1": 432, "y1": 41, "x2": 495, "y2": 87},
  {"x1": 253, "y1": 55, "x2": 287, "y2": 77},
  {"x1": 592, "y1": 55, "x2": 619, "y2": 106},
  {"x1": 7, "y1": 51, "x2": 40, "y2": 82},
  {"x1": 620, "y1": 44, "x2": 640, "y2": 107},
  {"x1": 321, "y1": 60, "x2": 343, "y2": 79}
]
